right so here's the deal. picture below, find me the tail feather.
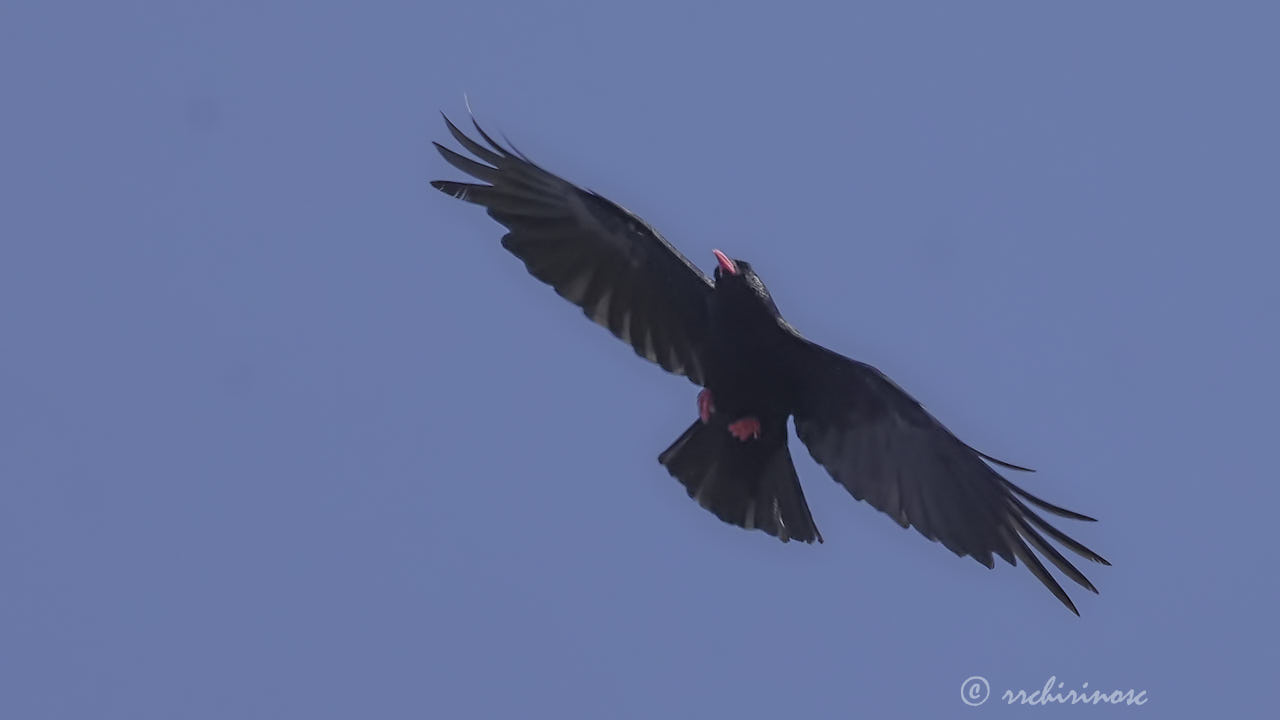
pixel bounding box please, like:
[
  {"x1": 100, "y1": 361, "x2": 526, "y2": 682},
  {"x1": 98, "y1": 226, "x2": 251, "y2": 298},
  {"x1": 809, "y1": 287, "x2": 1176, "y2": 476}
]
[{"x1": 658, "y1": 417, "x2": 822, "y2": 543}]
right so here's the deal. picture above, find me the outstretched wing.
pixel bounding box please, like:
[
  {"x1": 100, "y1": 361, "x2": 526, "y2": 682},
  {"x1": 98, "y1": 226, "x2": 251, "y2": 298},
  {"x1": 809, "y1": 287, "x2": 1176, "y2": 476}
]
[
  {"x1": 432, "y1": 114, "x2": 713, "y2": 384},
  {"x1": 787, "y1": 336, "x2": 1109, "y2": 614}
]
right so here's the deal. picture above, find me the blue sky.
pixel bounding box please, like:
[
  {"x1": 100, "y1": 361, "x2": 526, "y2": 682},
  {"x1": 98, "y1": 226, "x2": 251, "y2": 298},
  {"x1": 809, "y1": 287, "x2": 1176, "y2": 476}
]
[{"x1": 3, "y1": 2, "x2": 1277, "y2": 717}]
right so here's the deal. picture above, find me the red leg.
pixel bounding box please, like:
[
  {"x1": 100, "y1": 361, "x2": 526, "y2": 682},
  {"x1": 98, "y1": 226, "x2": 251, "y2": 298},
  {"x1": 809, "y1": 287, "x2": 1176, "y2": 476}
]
[
  {"x1": 727, "y1": 416, "x2": 762, "y2": 441},
  {"x1": 697, "y1": 388, "x2": 714, "y2": 423}
]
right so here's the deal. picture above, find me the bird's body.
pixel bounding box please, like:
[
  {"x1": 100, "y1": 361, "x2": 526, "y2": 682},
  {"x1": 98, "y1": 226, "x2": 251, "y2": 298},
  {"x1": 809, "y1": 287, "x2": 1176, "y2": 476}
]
[
  {"x1": 432, "y1": 112, "x2": 1110, "y2": 614},
  {"x1": 705, "y1": 275, "x2": 793, "y2": 424}
]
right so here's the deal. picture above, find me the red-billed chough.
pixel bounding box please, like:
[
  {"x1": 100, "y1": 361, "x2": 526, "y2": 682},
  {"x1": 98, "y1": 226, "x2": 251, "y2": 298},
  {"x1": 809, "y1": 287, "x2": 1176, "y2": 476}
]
[{"x1": 431, "y1": 113, "x2": 1109, "y2": 615}]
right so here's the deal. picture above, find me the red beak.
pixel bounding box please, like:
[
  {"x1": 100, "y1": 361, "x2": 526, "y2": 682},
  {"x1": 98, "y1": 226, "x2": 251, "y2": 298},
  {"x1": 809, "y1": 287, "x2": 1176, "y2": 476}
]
[{"x1": 713, "y1": 249, "x2": 739, "y2": 276}]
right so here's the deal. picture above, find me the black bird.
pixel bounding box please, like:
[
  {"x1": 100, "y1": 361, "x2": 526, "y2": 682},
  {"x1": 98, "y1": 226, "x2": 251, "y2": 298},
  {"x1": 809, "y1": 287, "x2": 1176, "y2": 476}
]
[{"x1": 431, "y1": 113, "x2": 1109, "y2": 614}]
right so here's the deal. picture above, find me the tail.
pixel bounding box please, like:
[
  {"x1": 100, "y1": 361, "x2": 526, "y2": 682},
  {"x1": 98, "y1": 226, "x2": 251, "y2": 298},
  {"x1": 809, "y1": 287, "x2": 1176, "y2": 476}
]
[{"x1": 658, "y1": 416, "x2": 822, "y2": 543}]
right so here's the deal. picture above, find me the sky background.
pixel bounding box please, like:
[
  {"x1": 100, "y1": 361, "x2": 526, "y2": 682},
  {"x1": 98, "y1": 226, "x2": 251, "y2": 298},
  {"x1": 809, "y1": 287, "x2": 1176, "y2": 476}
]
[{"x1": 3, "y1": 1, "x2": 1278, "y2": 717}]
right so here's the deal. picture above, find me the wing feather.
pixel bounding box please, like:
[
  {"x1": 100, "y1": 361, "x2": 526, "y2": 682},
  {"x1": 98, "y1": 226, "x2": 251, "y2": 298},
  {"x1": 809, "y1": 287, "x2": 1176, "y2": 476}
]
[{"x1": 433, "y1": 113, "x2": 713, "y2": 384}]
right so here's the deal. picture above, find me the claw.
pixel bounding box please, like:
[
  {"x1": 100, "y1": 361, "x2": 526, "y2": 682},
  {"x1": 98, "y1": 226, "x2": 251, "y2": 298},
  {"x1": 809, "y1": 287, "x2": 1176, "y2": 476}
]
[
  {"x1": 697, "y1": 388, "x2": 714, "y2": 423},
  {"x1": 727, "y1": 416, "x2": 761, "y2": 441}
]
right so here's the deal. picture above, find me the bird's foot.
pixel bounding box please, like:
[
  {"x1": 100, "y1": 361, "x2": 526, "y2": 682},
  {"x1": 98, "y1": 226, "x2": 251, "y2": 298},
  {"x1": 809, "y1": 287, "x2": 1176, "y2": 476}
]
[
  {"x1": 697, "y1": 388, "x2": 714, "y2": 423},
  {"x1": 727, "y1": 416, "x2": 762, "y2": 441}
]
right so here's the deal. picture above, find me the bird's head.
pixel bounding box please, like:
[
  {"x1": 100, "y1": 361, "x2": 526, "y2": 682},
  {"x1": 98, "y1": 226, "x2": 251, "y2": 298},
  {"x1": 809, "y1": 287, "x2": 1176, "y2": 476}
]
[{"x1": 711, "y1": 249, "x2": 781, "y2": 317}]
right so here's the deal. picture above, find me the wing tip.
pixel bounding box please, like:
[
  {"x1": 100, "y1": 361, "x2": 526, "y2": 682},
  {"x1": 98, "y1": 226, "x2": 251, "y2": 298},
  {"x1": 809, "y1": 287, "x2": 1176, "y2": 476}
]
[{"x1": 974, "y1": 446, "x2": 1036, "y2": 473}]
